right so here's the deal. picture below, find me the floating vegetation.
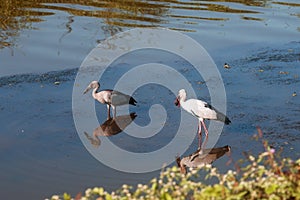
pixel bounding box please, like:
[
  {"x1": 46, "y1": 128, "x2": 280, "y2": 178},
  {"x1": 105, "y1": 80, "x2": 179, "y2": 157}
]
[
  {"x1": 233, "y1": 42, "x2": 300, "y2": 86},
  {"x1": 0, "y1": 68, "x2": 78, "y2": 87}
]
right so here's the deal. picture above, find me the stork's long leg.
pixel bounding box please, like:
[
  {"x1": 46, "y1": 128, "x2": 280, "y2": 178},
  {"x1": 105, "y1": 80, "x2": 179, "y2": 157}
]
[
  {"x1": 113, "y1": 106, "x2": 116, "y2": 118},
  {"x1": 197, "y1": 120, "x2": 202, "y2": 149},
  {"x1": 201, "y1": 120, "x2": 209, "y2": 137},
  {"x1": 201, "y1": 133, "x2": 208, "y2": 150},
  {"x1": 107, "y1": 105, "x2": 111, "y2": 119}
]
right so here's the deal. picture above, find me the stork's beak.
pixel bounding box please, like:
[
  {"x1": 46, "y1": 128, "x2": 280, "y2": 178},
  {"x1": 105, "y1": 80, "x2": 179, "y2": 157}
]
[
  {"x1": 83, "y1": 85, "x2": 91, "y2": 94},
  {"x1": 174, "y1": 97, "x2": 180, "y2": 107}
]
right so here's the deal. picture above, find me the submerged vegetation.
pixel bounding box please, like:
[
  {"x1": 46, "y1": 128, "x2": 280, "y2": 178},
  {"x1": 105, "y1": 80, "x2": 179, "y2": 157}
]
[{"x1": 48, "y1": 128, "x2": 300, "y2": 200}]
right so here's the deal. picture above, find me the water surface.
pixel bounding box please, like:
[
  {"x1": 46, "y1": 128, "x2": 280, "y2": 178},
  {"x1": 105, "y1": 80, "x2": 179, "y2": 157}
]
[{"x1": 0, "y1": 0, "x2": 300, "y2": 199}]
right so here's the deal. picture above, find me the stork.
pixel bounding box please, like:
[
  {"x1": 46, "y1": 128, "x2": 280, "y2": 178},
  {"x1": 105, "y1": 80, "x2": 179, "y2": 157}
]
[
  {"x1": 84, "y1": 81, "x2": 137, "y2": 118},
  {"x1": 175, "y1": 89, "x2": 231, "y2": 148}
]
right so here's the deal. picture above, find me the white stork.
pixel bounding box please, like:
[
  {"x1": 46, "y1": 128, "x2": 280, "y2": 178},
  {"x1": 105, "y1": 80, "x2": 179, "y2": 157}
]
[
  {"x1": 84, "y1": 81, "x2": 137, "y2": 118},
  {"x1": 174, "y1": 89, "x2": 231, "y2": 147}
]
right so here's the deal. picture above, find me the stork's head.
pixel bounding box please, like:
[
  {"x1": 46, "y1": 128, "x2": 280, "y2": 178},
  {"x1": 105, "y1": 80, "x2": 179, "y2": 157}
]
[
  {"x1": 83, "y1": 81, "x2": 100, "y2": 94},
  {"x1": 174, "y1": 89, "x2": 187, "y2": 107}
]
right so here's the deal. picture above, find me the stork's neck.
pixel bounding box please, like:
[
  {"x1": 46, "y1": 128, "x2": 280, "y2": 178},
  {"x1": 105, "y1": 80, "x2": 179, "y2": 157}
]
[
  {"x1": 180, "y1": 98, "x2": 186, "y2": 103},
  {"x1": 92, "y1": 86, "x2": 99, "y2": 99},
  {"x1": 179, "y1": 98, "x2": 187, "y2": 108}
]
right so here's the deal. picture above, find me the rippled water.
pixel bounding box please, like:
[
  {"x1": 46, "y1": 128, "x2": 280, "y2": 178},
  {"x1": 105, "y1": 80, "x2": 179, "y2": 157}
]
[
  {"x1": 1, "y1": 0, "x2": 299, "y2": 76},
  {"x1": 1, "y1": 0, "x2": 300, "y2": 199}
]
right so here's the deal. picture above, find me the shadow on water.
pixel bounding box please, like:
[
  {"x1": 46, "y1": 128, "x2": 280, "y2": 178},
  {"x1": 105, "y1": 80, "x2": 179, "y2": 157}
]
[
  {"x1": 2, "y1": 0, "x2": 299, "y2": 48},
  {"x1": 84, "y1": 112, "x2": 137, "y2": 148}
]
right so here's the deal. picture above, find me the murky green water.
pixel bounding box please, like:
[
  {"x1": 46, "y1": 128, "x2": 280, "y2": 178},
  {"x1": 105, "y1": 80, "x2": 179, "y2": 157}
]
[{"x1": 0, "y1": 0, "x2": 299, "y2": 199}]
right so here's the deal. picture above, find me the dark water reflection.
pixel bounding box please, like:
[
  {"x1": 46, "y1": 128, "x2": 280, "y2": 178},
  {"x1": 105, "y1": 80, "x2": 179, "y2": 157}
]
[
  {"x1": 176, "y1": 134, "x2": 230, "y2": 174},
  {"x1": 1, "y1": 0, "x2": 300, "y2": 48},
  {"x1": 84, "y1": 113, "x2": 137, "y2": 148},
  {"x1": 176, "y1": 145, "x2": 231, "y2": 174}
]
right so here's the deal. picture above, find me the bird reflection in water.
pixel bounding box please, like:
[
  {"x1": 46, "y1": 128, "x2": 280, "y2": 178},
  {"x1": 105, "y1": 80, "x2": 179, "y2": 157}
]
[
  {"x1": 84, "y1": 112, "x2": 137, "y2": 148},
  {"x1": 176, "y1": 136, "x2": 231, "y2": 174}
]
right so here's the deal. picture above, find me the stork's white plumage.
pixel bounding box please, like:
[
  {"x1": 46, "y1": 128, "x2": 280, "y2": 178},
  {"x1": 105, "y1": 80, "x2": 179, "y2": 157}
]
[
  {"x1": 175, "y1": 89, "x2": 230, "y2": 147},
  {"x1": 84, "y1": 81, "x2": 137, "y2": 118}
]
